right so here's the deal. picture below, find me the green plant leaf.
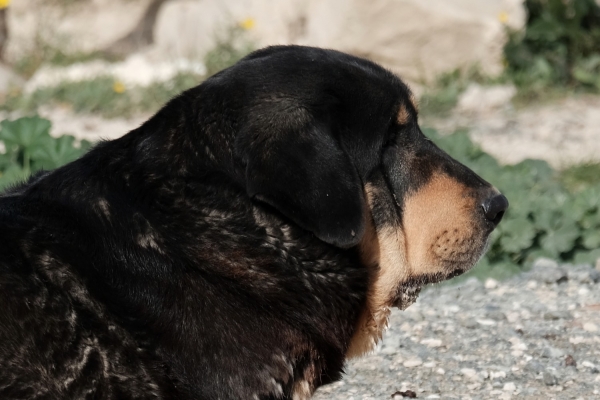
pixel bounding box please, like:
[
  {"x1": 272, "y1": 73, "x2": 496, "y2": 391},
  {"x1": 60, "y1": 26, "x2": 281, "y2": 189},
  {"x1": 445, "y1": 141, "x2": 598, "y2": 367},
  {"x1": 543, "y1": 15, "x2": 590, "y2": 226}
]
[
  {"x1": 0, "y1": 116, "x2": 52, "y2": 150},
  {"x1": 0, "y1": 164, "x2": 29, "y2": 190},
  {"x1": 497, "y1": 218, "x2": 537, "y2": 254},
  {"x1": 30, "y1": 134, "x2": 85, "y2": 171},
  {"x1": 573, "y1": 249, "x2": 600, "y2": 265},
  {"x1": 540, "y1": 223, "x2": 580, "y2": 255},
  {"x1": 582, "y1": 229, "x2": 600, "y2": 250}
]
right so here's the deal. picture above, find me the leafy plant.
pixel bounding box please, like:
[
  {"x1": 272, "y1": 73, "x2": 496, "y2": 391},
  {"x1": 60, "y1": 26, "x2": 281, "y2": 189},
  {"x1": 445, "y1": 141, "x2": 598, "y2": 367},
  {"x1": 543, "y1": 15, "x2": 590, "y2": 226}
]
[
  {"x1": 0, "y1": 116, "x2": 91, "y2": 190},
  {"x1": 504, "y1": 0, "x2": 600, "y2": 96},
  {"x1": 2, "y1": 72, "x2": 203, "y2": 118},
  {"x1": 4, "y1": 21, "x2": 253, "y2": 118}
]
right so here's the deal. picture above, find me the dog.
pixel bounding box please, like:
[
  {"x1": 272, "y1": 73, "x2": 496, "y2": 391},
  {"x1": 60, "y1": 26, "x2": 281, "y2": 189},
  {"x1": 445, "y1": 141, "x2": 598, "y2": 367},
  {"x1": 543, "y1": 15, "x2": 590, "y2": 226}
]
[{"x1": 0, "y1": 45, "x2": 507, "y2": 399}]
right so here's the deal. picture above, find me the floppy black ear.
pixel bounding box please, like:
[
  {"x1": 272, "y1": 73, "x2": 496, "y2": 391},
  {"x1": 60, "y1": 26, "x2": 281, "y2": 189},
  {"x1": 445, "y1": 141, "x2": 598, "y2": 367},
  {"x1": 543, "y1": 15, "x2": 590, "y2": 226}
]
[{"x1": 242, "y1": 119, "x2": 365, "y2": 248}]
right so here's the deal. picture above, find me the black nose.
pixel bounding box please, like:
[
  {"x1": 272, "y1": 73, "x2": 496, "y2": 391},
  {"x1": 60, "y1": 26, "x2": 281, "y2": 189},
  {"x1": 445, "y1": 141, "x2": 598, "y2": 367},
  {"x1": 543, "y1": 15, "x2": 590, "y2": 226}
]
[{"x1": 482, "y1": 193, "x2": 508, "y2": 225}]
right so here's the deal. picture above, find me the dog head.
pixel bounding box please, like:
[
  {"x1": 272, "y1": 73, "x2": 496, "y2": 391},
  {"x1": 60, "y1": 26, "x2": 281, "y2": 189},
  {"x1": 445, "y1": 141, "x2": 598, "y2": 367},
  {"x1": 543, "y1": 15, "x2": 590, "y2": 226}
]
[{"x1": 204, "y1": 45, "x2": 507, "y2": 355}]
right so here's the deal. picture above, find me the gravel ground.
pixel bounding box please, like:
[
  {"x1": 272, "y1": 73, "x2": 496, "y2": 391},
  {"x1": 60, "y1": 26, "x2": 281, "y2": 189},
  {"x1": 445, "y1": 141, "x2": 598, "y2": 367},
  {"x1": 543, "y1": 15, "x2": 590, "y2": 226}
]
[{"x1": 313, "y1": 259, "x2": 600, "y2": 400}]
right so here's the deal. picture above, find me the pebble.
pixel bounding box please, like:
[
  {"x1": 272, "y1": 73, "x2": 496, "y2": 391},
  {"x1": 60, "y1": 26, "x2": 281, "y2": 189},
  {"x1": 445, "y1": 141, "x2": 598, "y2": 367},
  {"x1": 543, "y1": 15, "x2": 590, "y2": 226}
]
[
  {"x1": 421, "y1": 338, "x2": 443, "y2": 348},
  {"x1": 543, "y1": 371, "x2": 558, "y2": 386},
  {"x1": 484, "y1": 278, "x2": 499, "y2": 289},
  {"x1": 524, "y1": 361, "x2": 545, "y2": 374},
  {"x1": 540, "y1": 346, "x2": 565, "y2": 359},
  {"x1": 460, "y1": 318, "x2": 479, "y2": 329},
  {"x1": 543, "y1": 310, "x2": 572, "y2": 320},
  {"x1": 531, "y1": 258, "x2": 568, "y2": 284},
  {"x1": 490, "y1": 371, "x2": 507, "y2": 380},
  {"x1": 313, "y1": 259, "x2": 600, "y2": 399},
  {"x1": 581, "y1": 361, "x2": 596, "y2": 369},
  {"x1": 403, "y1": 358, "x2": 423, "y2": 368}
]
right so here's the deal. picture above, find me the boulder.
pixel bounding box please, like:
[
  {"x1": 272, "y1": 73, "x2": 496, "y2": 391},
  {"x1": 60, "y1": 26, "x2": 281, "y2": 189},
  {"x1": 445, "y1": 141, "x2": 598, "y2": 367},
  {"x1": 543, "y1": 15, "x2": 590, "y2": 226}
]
[
  {"x1": 153, "y1": 0, "x2": 526, "y2": 83},
  {"x1": 6, "y1": 0, "x2": 526, "y2": 85}
]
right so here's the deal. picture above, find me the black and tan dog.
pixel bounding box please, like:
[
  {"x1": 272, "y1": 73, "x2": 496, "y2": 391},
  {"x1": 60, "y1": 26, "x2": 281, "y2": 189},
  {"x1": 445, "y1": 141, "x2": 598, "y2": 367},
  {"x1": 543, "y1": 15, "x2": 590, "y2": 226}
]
[{"x1": 0, "y1": 46, "x2": 507, "y2": 399}]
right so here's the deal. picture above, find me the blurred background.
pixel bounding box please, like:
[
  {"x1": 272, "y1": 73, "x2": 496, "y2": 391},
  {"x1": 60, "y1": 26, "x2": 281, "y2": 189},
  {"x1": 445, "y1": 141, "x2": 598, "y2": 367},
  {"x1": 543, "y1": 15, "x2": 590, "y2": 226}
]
[{"x1": 1, "y1": 0, "x2": 600, "y2": 277}]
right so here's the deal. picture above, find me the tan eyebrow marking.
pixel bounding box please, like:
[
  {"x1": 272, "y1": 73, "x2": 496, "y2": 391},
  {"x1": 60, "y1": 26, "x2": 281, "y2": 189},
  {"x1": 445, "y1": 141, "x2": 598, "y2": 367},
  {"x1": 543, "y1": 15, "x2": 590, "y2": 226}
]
[
  {"x1": 397, "y1": 103, "x2": 410, "y2": 125},
  {"x1": 409, "y1": 92, "x2": 419, "y2": 112}
]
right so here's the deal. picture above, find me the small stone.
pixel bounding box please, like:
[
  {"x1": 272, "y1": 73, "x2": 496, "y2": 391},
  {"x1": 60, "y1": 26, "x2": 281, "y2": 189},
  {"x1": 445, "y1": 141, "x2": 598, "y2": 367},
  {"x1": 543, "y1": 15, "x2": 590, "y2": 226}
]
[
  {"x1": 487, "y1": 310, "x2": 506, "y2": 321},
  {"x1": 476, "y1": 319, "x2": 497, "y2": 326},
  {"x1": 403, "y1": 358, "x2": 423, "y2": 368},
  {"x1": 436, "y1": 368, "x2": 445, "y2": 375},
  {"x1": 391, "y1": 390, "x2": 416, "y2": 398},
  {"x1": 461, "y1": 368, "x2": 480, "y2": 381},
  {"x1": 421, "y1": 338, "x2": 443, "y2": 348},
  {"x1": 532, "y1": 257, "x2": 559, "y2": 270},
  {"x1": 568, "y1": 269, "x2": 600, "y2": 284},
  {"x1": 569, "y1": 336, "x2": 586, "y2": 344},
  {"x1": 579, "y1": 287, "x2": 590, "y2": 296},
  {"x1": 490, "y1": 371, "x2": 507, "y2": 380},
  {"x1": 543, "y1": 310, "x2": 573, "y2": 320},
  {"x1": 505, "y1": 312, "x2": 520, "y2": 323},
  {"x1": 543, "y1": 371, "x2": 558, "y2": 386},
  {"x1": 408, "y1": 311, "x2": 425, "y2": 322},
  {"x1": 492, "y1": 381, "x2": 503, "y2": 388},
  {"x1": 509, "y1": 337, "x2": 527, "y2": 351},
  {"x1": 460, "y1": 318, "x2": 479, "y2": 329},
  {"x1": 485, "y1": 278, "x2": 499, "y2": 289},
  {"x1": 531, "y1": 258, "x2": 568, "y2": 284},
  {"x1": 503, "y1": 382, "x2": 516, "y2": 392},
  {"x1": 524, "y1": 361, "x2": 544, "y2": 374},
  {"x1": 583, "y1": 322, "x2": 598, "y2": 332},
  {"x1": 565, "y1": 355, "x2": 577, "y2": 367},
  {"x1": 446, "y1": 305, "x2": 461, "y2": 313},
  {"x1": 540, "y1": 346, "x2": 565, "y2": 359},
  {"x1": 582, "y1": 361, "x2": 596, "y2": 369},
  {"x1": 595, "y1": 257, "x2": 600, "y2": 271}
]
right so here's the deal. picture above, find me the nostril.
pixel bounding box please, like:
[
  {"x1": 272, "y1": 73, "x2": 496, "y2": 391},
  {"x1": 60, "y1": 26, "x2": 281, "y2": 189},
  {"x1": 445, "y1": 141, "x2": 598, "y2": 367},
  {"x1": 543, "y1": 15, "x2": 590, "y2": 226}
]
[{"x1": 482, "y1": 194, "x2": 509, "y2": 225}]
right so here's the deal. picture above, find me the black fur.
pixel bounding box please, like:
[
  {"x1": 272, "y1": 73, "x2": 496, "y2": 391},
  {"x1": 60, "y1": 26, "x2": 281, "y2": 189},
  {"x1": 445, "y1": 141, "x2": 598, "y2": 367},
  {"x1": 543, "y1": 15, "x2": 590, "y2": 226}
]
[{"x1": 0, "y1": 46, "x2": 494, "y2": 399}]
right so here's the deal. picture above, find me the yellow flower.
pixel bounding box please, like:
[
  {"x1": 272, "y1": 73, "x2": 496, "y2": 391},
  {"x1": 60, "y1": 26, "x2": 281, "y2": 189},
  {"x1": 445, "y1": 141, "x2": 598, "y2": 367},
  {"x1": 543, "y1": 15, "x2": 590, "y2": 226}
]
[
  {"x1": 498, "y1": 11, "x2": 509, "y2": 24},
  {"x1": 113, "y1": 81, "x2": 126, "y2": 94},
  {"x1": 0, "y1": 0, "x2": 11, "y2": 10},
  {"x1": 239, "y1": 18, "x2": 255, "y2": 30}
]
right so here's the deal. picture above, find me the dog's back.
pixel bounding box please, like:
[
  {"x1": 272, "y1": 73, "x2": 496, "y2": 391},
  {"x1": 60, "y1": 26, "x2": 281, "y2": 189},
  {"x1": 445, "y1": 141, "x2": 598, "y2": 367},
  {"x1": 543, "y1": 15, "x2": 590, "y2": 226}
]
[{"x1": 0, "y1": 112, "x2": 366, "y2": 399}]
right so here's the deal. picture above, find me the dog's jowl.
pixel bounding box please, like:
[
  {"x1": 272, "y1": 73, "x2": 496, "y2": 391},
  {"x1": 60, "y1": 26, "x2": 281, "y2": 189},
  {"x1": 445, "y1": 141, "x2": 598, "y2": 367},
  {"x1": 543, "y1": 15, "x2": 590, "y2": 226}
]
[{"x1": 0, "y1": 46, "x2": 507, "y2": 399}]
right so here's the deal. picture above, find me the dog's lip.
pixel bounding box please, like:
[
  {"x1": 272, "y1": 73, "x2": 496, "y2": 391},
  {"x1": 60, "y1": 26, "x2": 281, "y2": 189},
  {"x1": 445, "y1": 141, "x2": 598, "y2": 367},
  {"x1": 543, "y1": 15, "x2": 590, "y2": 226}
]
[{"x1": 391, "y1": 268, "x2": 466, "y2": 310}]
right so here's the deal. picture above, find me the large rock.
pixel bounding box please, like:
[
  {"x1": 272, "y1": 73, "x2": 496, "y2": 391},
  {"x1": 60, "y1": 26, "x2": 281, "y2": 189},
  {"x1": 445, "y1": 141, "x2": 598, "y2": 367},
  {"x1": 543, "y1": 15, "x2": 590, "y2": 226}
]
[
  {"x1": 153, "y1": 0, "x2": 526, "y2": 83},
  {"x1": 6, "y1": 0, "x2": 525, "y2": 85},
  {"x1": 5, "y1": 0, "x2": 151, "y2": 60}
]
